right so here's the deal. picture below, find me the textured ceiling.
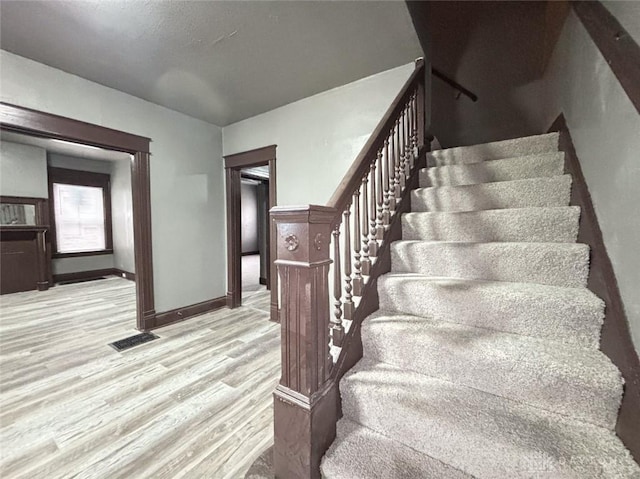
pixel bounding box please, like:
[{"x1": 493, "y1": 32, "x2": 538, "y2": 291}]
[{"x1": 0, "y1": 1, "x2": 422, "y2": 126}]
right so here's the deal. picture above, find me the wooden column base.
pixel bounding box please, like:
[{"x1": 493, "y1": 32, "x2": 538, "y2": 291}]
[
  {"x1": 273, "y1": 382, "x2": 338, "y2": 479},
  {"x1": 270, "y1": 301, "x2": 279, "y2": 323}
]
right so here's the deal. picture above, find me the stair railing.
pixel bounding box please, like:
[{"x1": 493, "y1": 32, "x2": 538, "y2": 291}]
[
  {"x1": 270, "y1": 58, "x2": 427, "y2": 479},
  {"x1": 432, "y1": 67, "x2": 478, "y2": 102}
]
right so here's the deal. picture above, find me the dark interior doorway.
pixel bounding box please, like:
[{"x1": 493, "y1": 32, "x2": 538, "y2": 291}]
[
  {"x1": 239, "y1": 169, "x2": 269, "y2": 293},
  {"x1": 224, "y1": 145, "x2": 277, "y2": 321}
]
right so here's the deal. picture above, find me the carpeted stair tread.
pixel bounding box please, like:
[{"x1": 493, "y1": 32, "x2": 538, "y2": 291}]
[
  {"x1": 420, "y1": 152, "x2": 565, "y2": 187},
  {"x1": 340, "y1": 359, "x2": 639, "y2": 478},
  {"x1": 402, "y1": 206, "x2": 580, "y2": 243},
  {"x1": 377, "y1": 273, "x2": 604, "y2": 348},
  {"x1": 428, "y1": 132, "x2": 559, "y2": 166},
  {"x1": 412, "y1": 175, "x2": 572, "y2": 212},
  {"x1": 362, "y1": 310, "x2": 622, "y2": 429},
  {"x1": 321, "y1": 419, "x2": 473, "y2": 479},
  {"x1": 321, "y1": 131, "x2": 635, "y2": 477},
  {"x1": 390, "y1": 240, "x2": 589, "y2": 287}
]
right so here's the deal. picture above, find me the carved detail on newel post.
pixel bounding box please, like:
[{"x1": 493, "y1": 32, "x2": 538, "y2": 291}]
[{"x1": 271, "y1": 204, "x2": 339, "y2": 479}]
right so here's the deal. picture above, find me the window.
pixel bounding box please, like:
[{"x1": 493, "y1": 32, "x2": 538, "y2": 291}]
[{"x1": 48, "y1": 167, "x2": 113, "y2": 257}]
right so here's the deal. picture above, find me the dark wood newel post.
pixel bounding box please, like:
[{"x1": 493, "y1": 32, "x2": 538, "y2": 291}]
[{"x1": 271, "y1": 204, "x2": 339, "y2": 479}]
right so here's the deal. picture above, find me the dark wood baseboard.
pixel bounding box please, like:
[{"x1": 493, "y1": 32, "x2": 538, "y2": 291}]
[
  {"x1": 113, "y1": 268, "x2": 136, "y2": 281},
  {"x1": 549, "y1": 114, "x2": 640, "y2": 461},
  {"x1": 53, "y1": 268, "x2": 135, "y2": 284},
  {"x1": 241, "y1": 250, "x2": 260, "y2": 256},
  {"x1": 153, "y1": 296, "x2": 227, "y2": 329},
  {"x1": 53, "y1": 268, "x2": 119, "y2": 284}
]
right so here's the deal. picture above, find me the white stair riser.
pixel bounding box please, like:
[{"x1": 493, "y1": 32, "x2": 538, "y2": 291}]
[
  {"x1": 339, "y1": 362, "x2": 637, "y2": 479},
  {"x1": 377, "y1": 275, "x2": 604, "y2": 348},
  {"x1": 429, "y1": 132, "x2": 559, "y2": 166},
  {"x1": 362, "y1": 315, "x2": 622, "y2": 429},
  {"x1": 412, "y1": 175, "x2": 572, "y2": 212},
  {"x1": 390, "y1": 241, "x2": 589, "y2": 288},
  {"x1": 402, "y1": 207, "x2": 580, "y2": 243},
  {"x1": 420, "y1": 153, "x2": 565, "y2": 187},
  {"x1": 322, "y1": 419, "x2": 474, "y2": 479}
]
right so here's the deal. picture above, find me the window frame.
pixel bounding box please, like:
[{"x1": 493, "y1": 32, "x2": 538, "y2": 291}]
[{"x1": 48, "y1": 166, "x2": 113, "y2": 258}]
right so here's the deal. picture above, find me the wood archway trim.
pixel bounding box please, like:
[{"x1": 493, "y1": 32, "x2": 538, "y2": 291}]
[
  {"x1": 224, "y1": 145, "x2": 277, "y2": 321},
  {"x1": 0, "y1": 102, "x2": 156, "y2": 331}
]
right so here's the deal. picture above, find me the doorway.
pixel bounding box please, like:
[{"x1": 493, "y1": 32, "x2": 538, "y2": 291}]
[
  {"x1": 224, "y1": 145, "x2": 277, "y2": 321},
  {"x1": 0, "y1": 102, "x2": 155, "y2": 330},
  {"x1": 239, "y1": 168, "x2": 269, "y2": 295}
]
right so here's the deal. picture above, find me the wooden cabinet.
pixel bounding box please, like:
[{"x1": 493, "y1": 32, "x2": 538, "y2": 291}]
[{"x1": 0, "y1": 226, "x2": 49, "y2": 294}]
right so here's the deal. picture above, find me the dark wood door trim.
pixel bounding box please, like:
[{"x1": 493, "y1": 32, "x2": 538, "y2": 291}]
[
  {"x1": 224, "y1": 145, "x2": 278, "y2": 321},
  {"x1": 0, "y1": 102, "x2": 155, "y2": 331},
  {"x1": 0, "y1": 102, "x2": 150, "y2": 153},
  {"x1": 549, "y1": 114, "x2": 640, "y2": 461}
]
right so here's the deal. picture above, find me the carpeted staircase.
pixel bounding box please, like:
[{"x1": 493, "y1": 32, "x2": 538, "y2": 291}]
[{"x1": 321, "y1": 133, "x2": 640, "y2": 478}]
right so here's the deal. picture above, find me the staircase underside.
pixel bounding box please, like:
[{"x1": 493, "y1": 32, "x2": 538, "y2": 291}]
[{"x1": 322, "y1": 133, "x2": 640, "y2": 478}]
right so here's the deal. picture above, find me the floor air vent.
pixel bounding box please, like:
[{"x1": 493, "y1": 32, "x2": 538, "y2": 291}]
[{"x1": 109, "y1": 332, "x2": 159, "y2": 352}]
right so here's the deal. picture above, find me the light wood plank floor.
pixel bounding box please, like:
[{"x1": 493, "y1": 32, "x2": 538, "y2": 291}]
[{"x1": 0, "y1": 277, "x2": 279, "y2": 478}]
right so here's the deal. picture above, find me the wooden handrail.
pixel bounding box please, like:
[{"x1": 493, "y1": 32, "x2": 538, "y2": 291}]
[
  {"x1": 432, "y1": 68, "x2": 478, "y2": 102},
  {"x1": 271, "y1": 57, "x2": 428, "y2": 479},
  {"x1": 328, "y1": 58, "x2": 426, "y2": 216}
]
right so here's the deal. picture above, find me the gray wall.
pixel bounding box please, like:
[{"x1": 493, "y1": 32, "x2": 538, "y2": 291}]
[
  {"x1": 240, "y1": 181, "x2": 259, "y2": 254},
  {"x1": 48, "y1": 153, "x2": 112, "y2": 174},
  {"x1": 111, "y1": 159, "x2": 135, "y2": 274},
  {"x1": 1, "y1": 50, "x2": 225, "y2": 313},
  {"x1": 602, "y1": 1, "x2": 640, "y2": 43},
  {"x1": 530, "y1": 8, "x2": 640, "y2": 353},
  {"x1": 223, "y1": 63, "x2": 415, "y2": 206},
  {"x1": 0, "y1": 141, "x2": 48, "y2": 198}
]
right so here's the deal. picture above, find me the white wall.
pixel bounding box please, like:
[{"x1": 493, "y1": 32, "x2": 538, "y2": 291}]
[
  {"x1": 1, "y1": 50, "x2": 225, "y2": 312},
  {"x1": 0, "y1": 141, "x2": 48, "y2": 198},
  {"x1": 48, "y1": 153, "x2": 112, "y2": 174},
  {"x1": 111, "y1": 159, "x2": 135, "y2": 274},
  {"x1": 53, "y1": 255, "x2": 115, "y2": 276},
  {"x1": 535, "y1": 10, "x2": 640, "y2": 352},
  {"x1": 223, "y1": 63, "x2": 416, "y2": 206}
]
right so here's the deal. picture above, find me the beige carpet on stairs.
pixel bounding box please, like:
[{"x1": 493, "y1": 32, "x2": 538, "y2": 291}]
[{"x1": 321, "y1": 132, "x2": 640, "y2": 478}]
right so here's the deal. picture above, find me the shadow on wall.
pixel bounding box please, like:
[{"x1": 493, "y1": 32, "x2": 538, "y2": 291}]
[{"x1": 429, "y1": 1, "x2": 569, "y2": 148}]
